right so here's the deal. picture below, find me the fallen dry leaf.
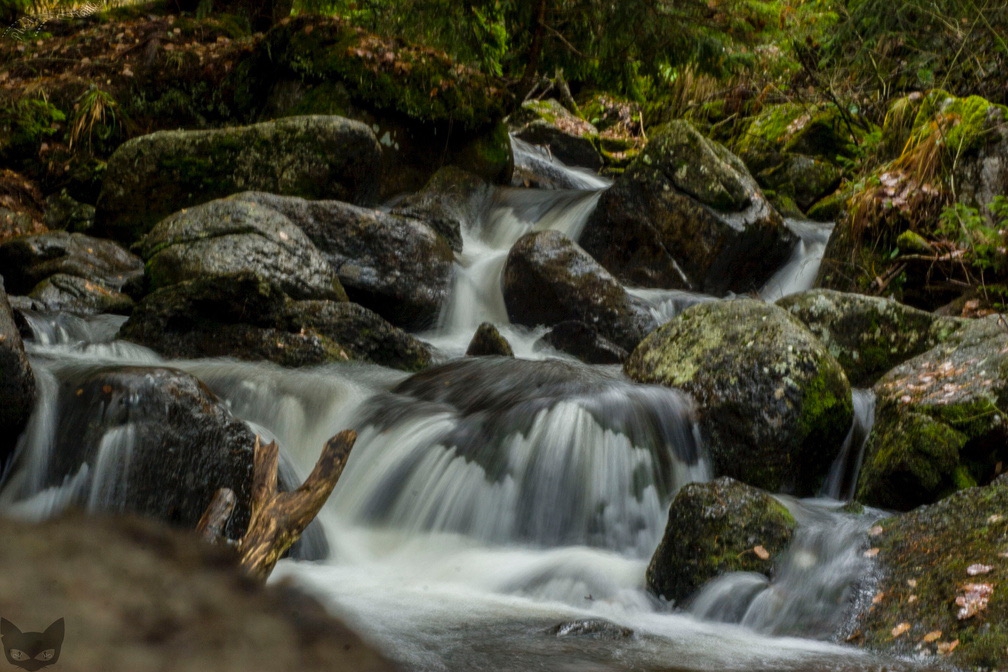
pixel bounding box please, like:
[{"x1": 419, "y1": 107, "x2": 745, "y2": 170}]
[
  {"x1": 891, "y1": 622, "x2": 911, "y2": 638},
  {"x1": 937, "y1": 639, "x2": 959, "y2": 655},
  {"x1": 907, "y1": 579, "x2": 918, "y2": 588},
  {"x1": 753, "y1": 545, "x2": 770, "y2": 560},
  {"x1": 956, "y1": 583, "x2": 994, "y2": 620},
  {"x1": 872, "y1": 591, "x2": 885, "y2": 605},
  {"x1": 864, "y1": 547, "x2": 880, "y2": 558},
  {"x1": 869, "y1": 525, "x2": 884, "y2": 537},
  {"x1": 922, "y1": 630, "x2": 942, "y2": 643},
  {"x1": 967, "y1": 563, "x2": 993, "y2": 576}
]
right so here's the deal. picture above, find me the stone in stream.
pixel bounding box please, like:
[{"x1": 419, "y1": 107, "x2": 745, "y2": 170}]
[
  {"x1": 508, "y1": 99, "x2": 603, "y2": 171},
  {"x1": 503, "y1": 230, "x2": 656, "y2": 353},
  {"x1": 94, "y1": 115, "x2": 383, "y2": 244},
  {"x1": 646, "y1": 476, "x2": 796, "y2": 605},
  {"x1": 390, "y1": 165, "x2": 494, "y2": 253},
  {"x1": 625, "y1": 298, "x2": 852, "y2": 494},
  {"x1": 0, "y1": 277, "x2": 35, "y2": 470},
  {"x1": 540, "y1": 320, "x2": 627, "y2": 365},
  {"x1": 465, "y1": 322, "x2": 514, "y2": 358},
  {"x1": 856, "y1": 316, "x2": 1008, "y2": 510},
  {"x1": 579, "y1": 119, "x2": 796, "y2": 295}
]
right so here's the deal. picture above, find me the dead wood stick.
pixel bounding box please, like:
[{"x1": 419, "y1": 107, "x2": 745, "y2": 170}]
[
  {"x1": 238, "y1": 429, "x2": 357, "y2": 581},
  {"x1": 197, "y1": 487, "x2": 237, "y2": 543}
]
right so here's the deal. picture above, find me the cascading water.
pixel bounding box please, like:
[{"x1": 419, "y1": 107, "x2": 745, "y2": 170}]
[{"x1": 0, "y1": 141, "x2": 939, "y2": 671}]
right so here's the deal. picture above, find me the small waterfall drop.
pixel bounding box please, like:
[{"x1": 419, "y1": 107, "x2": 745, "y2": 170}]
[
  {"x1": 822, "y1": 389, "x2": 877, "y2": 501},
  {"x1": 760, "y1": 219, "x2": 835, "y2": 301}
]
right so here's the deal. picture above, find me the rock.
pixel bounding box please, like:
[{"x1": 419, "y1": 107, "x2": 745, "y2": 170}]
[
  {"x1": 390, "y1": 166, "x2": 494, "y2": 253},
  {"x1": 44, "y1": 189, "x2": 96, "y2": 232},
  {"x1": 547, "y1": 619, "x2": 634, "y2": 640},
  {"x1": 541, "y1": 321, "x2": 627, "y2": 365},
  {"x1": 759, "y1": 154, "x2": 843, "y2": 212},
  {"x1": 0, "y1": 514, "x2": 397, "y2": 672},
  {"x1": 509, "y1": 99, "x2": 603, "y2": 170},
  {"x1": 95, "y1": 115, "x2": 383, "y2": 244},
  {"x1": 24, "y1": 273, "x2": 135, "y2": 316},
  {"x1": 856, "y1": 317, "x2": 1008, "y2": 510},
  {"x1": 233, "y1": 191, "x2": 454, "y2": 330},
  {"x1": 579, "y1": 120, "x2": 795, "y2": 294},
  {"x1": 0, "y1": 230, "x2": 143, "y2": 296},
  {"x1": 0, "y1": 168, "x2": 46, "y2": 242},
  {"x1": 0, "y1": 278, "x2": 35, "y2": 468},
  {"x1": 259, "y1": 16, "x2": 513, "y2": 197},
  {"x1": 466, "y1": 322, "x2": 514, "y2": 357},
  {"x1": 503, "y1": 230, "x2": 656, "y2": 353},
  {"x1": 138, "y1": 198, "x2": 347, "y2": 302},
  {"x1": 646, "y1": 477, "x2": 796, "y2": 604},
  {"x1": 777, "y1": 289, "x2": 965, "y2": 386},
  {"x1": 625, "y1": 298, "x2": 852, "y2": 494},
  {"x1": 850, "y1": 476, "x2": 1008, "y2": 670},
  {"x1": 119, "y1": 273, "x2": 431, "y2": 371}
]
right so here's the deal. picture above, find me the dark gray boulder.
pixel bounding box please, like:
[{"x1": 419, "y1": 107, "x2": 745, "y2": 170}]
[
  {"x1": 541, "y1": 321, "x2": 627, "y2": 365},
  {"x1": 579, "y1": 120, "x2": 795, "y2": 294},
  {"x1": 390, "y1": 166, "x2": 494, "y2": 253},
  {"x1": 23, "y1": 273, "x2": 135, "y2": 316},
  {"x1": 0, "y1": 278, "x2": 35, "y2": 468},
  {"x1": 95, "y1": 115, "x2": 383, "y2": 244},
  {"x1": 503, "y1": 230, "x2": 656, "y2": 353},
  {"x1": 625, "y1": 298, "x2": 852, "y2": 494}
]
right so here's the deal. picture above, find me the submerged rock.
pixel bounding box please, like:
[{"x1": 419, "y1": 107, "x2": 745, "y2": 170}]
[
  {"x1": 503, "y1": 230, "x2": 656, "y2": 352},
  {"x1": 579, "y1": 120, "x2": 795, "y2": 294},
  {"x1": 138, "y1": 198, "x2": 347, "y2": 302},
  {"x1": 625, "y1": 298, "x2": 852, "y2": 494},
  {"x1": 851, "y1": 476, "x2": 1008, "y2": 671},
  {"x1": 646, "y1": 477, "x2": 796, "y2": 605},
  {"x1": 856, "y1": 317, "x2": 1008, "y2": 510},
  {"x1": 232, "y1": 192, "x2": 454, "y2": 330},
  {"x1": 95, "y1": 115, "x2": 383, "y2": 244},
  {"x1": 119, "y1": 273, "x2": 431, "y2": 371},
  {"x1": 0, "y1": 279, "x2": 35, "y2": 468},
  {"x1": 778, "y1": 289, "x2": 965, "y2": 386},
  {"x1": 465, "y1": 322, "x2": 514, "y2": 358}
]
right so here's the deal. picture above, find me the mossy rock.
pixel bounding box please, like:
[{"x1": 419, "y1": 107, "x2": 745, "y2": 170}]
[
  {"x1": 625, "y1": 298, "x2": 852, "y2": 494},
  {"x1": 94, "y1": 115, "x2": 382, "y2": 245},
  {"x1": 465, "y1": 322, "x2": 514, "y2": 358},
  {"x1": 509, "y1": 99, "x2": 602, "y2": 170},
  {"x1": 777, "y1": 289, "x2": 965, "y2": 386},
  {"x1": 646, "y1": 477, "x2": 796, "y2": 604},
  {"x1": 24, "y1": 273, "x2": 135, "y2": 316},
  {"x1": 759, "y1": 154, "x2": 843, "y2": 213},
  {"x1": 391, "y1": 165, "x2": 494, "y2": 253},
  {"x1": 852, "y1": 475, "x2": 1008, "y2": 670},
  {"x1": 857, "y1": 317, "x2": 1008, "y2": 510}
]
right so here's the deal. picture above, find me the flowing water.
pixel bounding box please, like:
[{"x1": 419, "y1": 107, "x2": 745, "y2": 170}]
[{"x1": 0, "y1": 144, "x2": 939, "y2": 671}]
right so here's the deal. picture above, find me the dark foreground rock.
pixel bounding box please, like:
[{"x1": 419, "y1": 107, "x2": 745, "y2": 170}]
[
  {"x1": 626, "y1": 298, "x2": 852, "y2": 494},
  {"x1": 119, "y1": 273, "x2": 431, "y2": 371},
  {"x1": 503, "y1": 230, "x2": 656, "y2": 353},
  {"x1": 851, "y1": 476, "x2": 1008, "y2": 671},
  {"x1": 646, "y1": 477, "x2": 796, "y2": 605},
  {"x1": 95, "y1": 115, "x2": 383, "y2": 244},
  {"x1": 0, "y1": 278, "x2": 35, "y2": 467},
  {"x1": 579, "y1": 120, "x2": 795, "y2": 294},
  {"x1": 541, "y1": 320, "x2": 627, "y2": 364},
  {"x1": 0, "y1": 514, "x2": 397, "y2": 672},
  {"x1": 856, "y1": 317, "x2": 1008, "y2": 510}
]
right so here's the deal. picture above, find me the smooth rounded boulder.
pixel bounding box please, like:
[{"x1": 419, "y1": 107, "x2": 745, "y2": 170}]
[
  {"x1": 503, "y1": 230, "x2": 656, "y2": 353},
  {"x1": 579, "y1": 120, "x2": 795, "y2": 294},
  {"x1": 625, "y1": 298, "x2": 852, "y2": 494},
  {"x1": 95, "y1": 115, "x2": 383, "y2": 244}
]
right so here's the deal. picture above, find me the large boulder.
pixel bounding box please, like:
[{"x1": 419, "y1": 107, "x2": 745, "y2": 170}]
[
  {"x1": 119, "y1": 273, "x2": 431, "y2": 371},
  {"x1": 778, "y1": 289, "x2": 965, "y2": 386},
  {"x1": 95, "y1": 115, "x2": 383, "y2": 244},
  {"x1": 579, "y1": 120, "x2": 796, "y2": 295},
  {"x1": 625, "y1": 298, "x2": 852, "y2": 494},
  {"x1": 646, "y1": 477, "x2": 796, "y2": 605},
  {"x1": 233, "y1": 192, "x2": 454, "y2": 330},
  {"x1": 503, "y1": 230, "x2": 656, "y2": 353},
  {"x1": 0, "y1": 514, "x2": 396, "y2": 672},
  {"x1": 390, "y1": 166, "x2": 494, "y2": 253},
  {"x1": 850, "y1": 476, "x2": 1008, "y2": 670},
  {"x1": 0, "y1": 279, "x2": 35, "y2": 468},
  {"x1": 509, "y1": 99, "x2": 603, "y2": 171},
  {"x1": 137, "y1": 198, "x2": 347, "y2": 302},
  {"x1": 856, "y1": 317, "x2": 1008, "y2": 510}
]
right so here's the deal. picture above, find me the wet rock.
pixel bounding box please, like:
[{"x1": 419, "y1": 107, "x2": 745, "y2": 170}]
[
  {"x1": 541, "y1": 320, "x2": 627, "y2": 365},
  {"x1": 95, "y1": 115, "x2": 383, "y2": 244},
  {"x1": 391, "y1": 166, "x2": 494, "y2": 253},
  {"x1": 503, "y1": 230, "x2": 656, "y2": 352},
  {"x1": 0, "y1": 514, "x2": 397, "y2": 672},
  {"x1": 44, "y1": 189, "x2": 95, "y2": 232},
  {"x1": 579, "y1": 120, "x2": 795, "y2": 294},
  {"x1": 465, "y1": 322, "x2": 514, "y2": 358},
  {"x1": 138, "y1": 198, "x2": 347, "y2": 302},
  {"x1": 233, "y1": 192, "x2": 454, "y2": 330},
  {"x1": 0, "y1": 169, "x2": 46, "y2": 242},
  {"x1": 119, "y1": 273, "x2": 431, "y2": 371},
  {"x1": 646, "y1": 477, "x2": 796, "y2": 604},
  {"x1": 547, "y1": 619, "x2": 634, "y2": 640},
  {"x1": 0, "y1": 278, "x2": 35, "y2": 468},
  {"x1": 778, "y1": 289, "x2": 965, "y2": 386},
  {"x1": 625, "y1": 298, "x2": 852, "y2": 494},
  {"x1": 850, "y1": 475, "x2": 1008, "y2": 670},
  {"x1": 509, "y1": 99, "x2": 603, "y2": 171},
  {"x1": 0, "y1": 230, "x2": 143, "y2": 296},
  {"x1": 24, "y1": 273, "x2": 135, "y2": 316},
  {"x1": 856, "y1": 317, "x2": 1008, "y2": 510}
]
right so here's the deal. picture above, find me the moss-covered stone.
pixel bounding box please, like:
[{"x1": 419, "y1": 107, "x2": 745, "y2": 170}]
[
  {"x1": 94, "y1": 115, "x2": 382, "y2": 245},
  {"x1": 625, "y1": 298, "x2": 853, "y2": 494},
  {"x1": 465, "y1": 322, "x2": 514, "y2": 358},
  {"x1": 852, "y1": 475, "x2": 1008, "y2": 670},
  {"x1": 509, "y1": 99, "x2": 602, "y2": 170},
  {"x1": 646, "y1": 477, "x2": 796, "y2": 604}
]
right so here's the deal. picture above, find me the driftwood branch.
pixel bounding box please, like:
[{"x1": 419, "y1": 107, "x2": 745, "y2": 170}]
[{"x1": 199, "y1": 429, "x2": 357, "y2": 581}]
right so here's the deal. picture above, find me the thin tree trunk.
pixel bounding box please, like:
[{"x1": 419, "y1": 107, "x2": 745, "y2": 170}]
[{"x1": 519, "y1": 0, "x2": 549, "y2": 98}]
